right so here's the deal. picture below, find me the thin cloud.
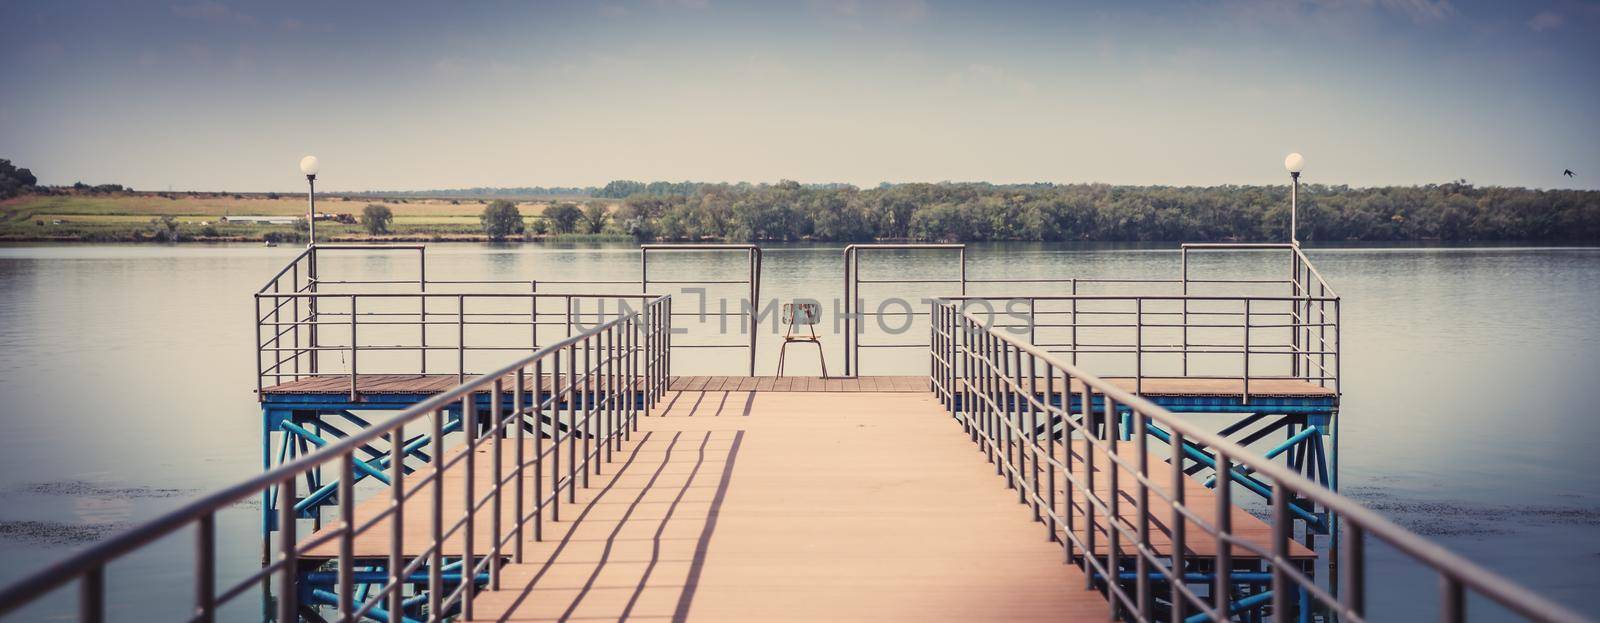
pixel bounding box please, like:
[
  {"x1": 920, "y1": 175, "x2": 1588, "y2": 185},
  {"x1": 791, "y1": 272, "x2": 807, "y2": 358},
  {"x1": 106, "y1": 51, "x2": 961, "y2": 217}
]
[
  {"x1": 1527, "y1": 10, "x2": 1565, "y2": 32},
  {"x1": 1375, "y1": 0, "x2": 1455, "y2": 24},
  {"x1": 280, "y1": 18, "x2": 334, "y2": 33},
  {"x1": 810, "y1": 0, "x2": 929, "y2": 29},
  {"x1": 647, "y1": 0, "x2": 710, "y2": 9},
  {"x1": 1237, "y1": 0, "x2": 1456, "y2": 25},
  {"x1": 170, "y1": 1, "x2": 258, "y2": 26}
]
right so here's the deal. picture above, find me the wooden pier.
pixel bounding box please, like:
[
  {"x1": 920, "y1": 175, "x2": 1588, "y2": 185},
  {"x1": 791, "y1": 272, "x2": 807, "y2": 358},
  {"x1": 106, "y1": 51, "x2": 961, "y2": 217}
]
[{"x1": 292, "y1": 379, "x2": 1326, "y2": 621}]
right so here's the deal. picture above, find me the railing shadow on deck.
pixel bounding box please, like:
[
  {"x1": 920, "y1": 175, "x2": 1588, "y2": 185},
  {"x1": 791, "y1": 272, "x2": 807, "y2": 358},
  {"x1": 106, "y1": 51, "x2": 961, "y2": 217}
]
[{"x1": 477, "y1": 428, "x2": 745, "y2": 623}]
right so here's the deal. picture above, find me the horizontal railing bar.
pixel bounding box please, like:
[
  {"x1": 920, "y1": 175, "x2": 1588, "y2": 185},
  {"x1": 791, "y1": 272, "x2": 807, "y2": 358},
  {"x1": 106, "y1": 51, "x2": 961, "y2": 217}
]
[{"x1": 256, "y1": 292, "x2": 665, "y2": 300}]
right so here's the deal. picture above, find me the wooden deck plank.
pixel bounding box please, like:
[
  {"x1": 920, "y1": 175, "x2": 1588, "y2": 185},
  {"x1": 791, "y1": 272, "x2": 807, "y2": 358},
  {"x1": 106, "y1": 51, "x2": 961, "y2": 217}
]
[{"x1": 465, "y1": 391, "x2": 1110, "y2": 622}]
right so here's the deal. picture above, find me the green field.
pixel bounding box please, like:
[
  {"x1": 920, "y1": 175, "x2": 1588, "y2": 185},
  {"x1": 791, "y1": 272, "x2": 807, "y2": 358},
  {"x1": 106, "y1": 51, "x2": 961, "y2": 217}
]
[{"x1": 0, "y1": 193, "x2": 617, "y2": 242}]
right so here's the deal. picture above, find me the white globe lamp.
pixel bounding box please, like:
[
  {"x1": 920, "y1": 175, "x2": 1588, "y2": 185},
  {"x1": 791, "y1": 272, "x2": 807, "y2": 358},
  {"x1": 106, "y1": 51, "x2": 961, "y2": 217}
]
[{"x1": 1284, "y1": 153, "x2": 1304, "y2": 244}]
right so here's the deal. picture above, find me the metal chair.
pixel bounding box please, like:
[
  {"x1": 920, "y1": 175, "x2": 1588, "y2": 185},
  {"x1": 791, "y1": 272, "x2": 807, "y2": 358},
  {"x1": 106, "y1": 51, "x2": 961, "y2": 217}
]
[{"x1": 776, "y1": 302, "x2": 827, "y2": 377}]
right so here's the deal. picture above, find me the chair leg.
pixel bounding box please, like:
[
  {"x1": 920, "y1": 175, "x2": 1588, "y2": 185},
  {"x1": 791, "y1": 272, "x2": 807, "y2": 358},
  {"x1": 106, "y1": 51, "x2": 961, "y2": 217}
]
[
  {"x1": 777, "y1": 341, "x2": 789, "y2": 377},
  {"x1": 814, "y1": 341, "x2": 829, "y2": 378}
]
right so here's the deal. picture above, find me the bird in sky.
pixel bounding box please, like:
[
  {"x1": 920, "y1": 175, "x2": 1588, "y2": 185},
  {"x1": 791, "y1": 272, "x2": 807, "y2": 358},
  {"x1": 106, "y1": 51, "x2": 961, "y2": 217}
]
[{"x1": 1564, "y1": 169, "x2": 1576, "y2": 177}]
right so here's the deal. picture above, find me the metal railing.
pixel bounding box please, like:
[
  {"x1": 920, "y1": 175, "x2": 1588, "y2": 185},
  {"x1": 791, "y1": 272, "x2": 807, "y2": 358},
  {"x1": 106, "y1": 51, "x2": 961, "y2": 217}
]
[
  {"x1": 255, "y1": 290, "x2": 664, "y2": 400},
  {"x1": 256, "y1": 243, "x2": 759, "y2": 395},
  {"x1": 0, "y1": 295, "x2": 673, "y2": 623},
  {"x1": 928, "y1": 301, "x2": 1586, "y2": 623},
  {"x1": 845, "y1": 243, "x2": 1341, "y2": 395},
  {"x1": 936, "y1": 293, "x2": 1339, "y2": 399},
  {"x1": 640, "y1": 244, "x2": 762, "y2": 374}
]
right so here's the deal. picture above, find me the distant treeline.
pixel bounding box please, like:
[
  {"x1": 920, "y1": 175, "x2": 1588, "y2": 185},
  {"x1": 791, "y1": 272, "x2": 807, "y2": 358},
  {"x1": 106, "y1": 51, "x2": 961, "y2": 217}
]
[
  {"x1": 596, "y1": 180, "x2": 1599, "y2": 242},
  {"x1": 367, "y1": 186, "x2": 596, "y2": 198},
  {"x1": 595, "y1": 179, "x2": 857, "y2": 198}
]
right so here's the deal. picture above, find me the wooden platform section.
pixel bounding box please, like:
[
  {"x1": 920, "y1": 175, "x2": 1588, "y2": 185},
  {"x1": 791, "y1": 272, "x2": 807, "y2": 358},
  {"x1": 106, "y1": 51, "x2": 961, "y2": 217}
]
[
  {"x1": 261, "y1": 374, "x2": 1332, "y2": 398},
  {"x1": 464, "y1": 391, "x2": 1109, "y2": 621}
]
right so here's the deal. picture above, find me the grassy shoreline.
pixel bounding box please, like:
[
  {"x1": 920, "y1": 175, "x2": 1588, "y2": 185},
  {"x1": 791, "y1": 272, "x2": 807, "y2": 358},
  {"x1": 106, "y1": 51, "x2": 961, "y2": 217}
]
[{"x1": 0, "y1": 192, "x2": 623, "y2": 243}]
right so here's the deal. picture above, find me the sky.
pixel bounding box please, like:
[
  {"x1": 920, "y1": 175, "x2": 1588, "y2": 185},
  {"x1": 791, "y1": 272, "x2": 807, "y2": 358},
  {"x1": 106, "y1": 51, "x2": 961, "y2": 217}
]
[{"x1": 1, "y1": 0, "x2": 1597, "y2": 192}]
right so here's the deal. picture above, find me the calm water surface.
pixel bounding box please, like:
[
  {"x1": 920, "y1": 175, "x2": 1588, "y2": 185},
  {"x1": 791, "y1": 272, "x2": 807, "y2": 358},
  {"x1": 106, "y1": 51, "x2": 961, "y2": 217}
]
[{"x1": 0, "y1": 242, "x2": 1596, "y2": 620}]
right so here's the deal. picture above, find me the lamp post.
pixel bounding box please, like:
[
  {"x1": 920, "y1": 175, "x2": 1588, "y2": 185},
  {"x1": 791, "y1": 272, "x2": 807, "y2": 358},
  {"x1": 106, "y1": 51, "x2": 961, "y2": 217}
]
[
  {"x1": 1284, "y1": 152, "x2": 1304, "y2": 245},
  {"x1": 299, "y1": 155, "x2": 320, "y2": 246}
]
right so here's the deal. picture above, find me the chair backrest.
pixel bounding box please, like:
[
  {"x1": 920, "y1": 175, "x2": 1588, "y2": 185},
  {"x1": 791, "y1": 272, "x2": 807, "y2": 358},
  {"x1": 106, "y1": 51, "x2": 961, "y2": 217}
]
[{"x1": 782, "y1": 302, "x2": 821, "y2": 326}]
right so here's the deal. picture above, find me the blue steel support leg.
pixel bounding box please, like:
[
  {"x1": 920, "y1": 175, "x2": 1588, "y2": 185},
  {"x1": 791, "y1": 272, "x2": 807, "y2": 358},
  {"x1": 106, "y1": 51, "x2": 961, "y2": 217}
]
[{"x1": 267, "y1": 420, "x2": 294, "y2": 530}]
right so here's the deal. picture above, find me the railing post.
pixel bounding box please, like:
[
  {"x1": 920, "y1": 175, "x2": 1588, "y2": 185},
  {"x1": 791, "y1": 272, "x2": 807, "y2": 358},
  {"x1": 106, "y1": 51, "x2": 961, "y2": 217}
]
[
  {"x1": 428, "y1": 409, "x2": 443, "y2": 618},
  {"x1": 1081, "y1": 383, "x2": 1096, "y2": 590},
  {"x1": 1243, "y1": 298, "x2": 1252, "y2": 402},
  {"x1": 533, "y1": 358, "x2": 545, "y2": 542},
  {"x1": 195, "y1": 513, "x2": 216, "y2": 623},
  {"x1": 420, "y1": 292, "x2": 428, "y2": 376},
  {"x1": 337, "y1": 453, "x2": 354, "y2": 622},
  {"x1": 1056, "y1": 364, "x2": 1071, "y2": 555},
  {"x1": 254, "y1": 295, "x2": 264, "y2": 397},
  {"x1": 1070, "y1": 279, "x2": 1079, "y2": 367},
  {"x1": 1134, "y1": 408, "x2": 1151, "y2": 621},
  {"x1": 1181, "y1": 247, "x2": 1189, "y2": 377},
  {"x1": 80, "y1": 567, "x2": 104, "y2": 623},
  {"x1": 552, "y1": 349, "x2": 563, "y2": 522},
  {"x1": 1342, "y1": 523, "x2": 1365, "y2": 619},
  {"x1": 349, "y1": 295, "x2": 358, "y2": 402},
  {"x1": 1026, "y1": 352, "x2": 1040, "y2": 523},
  {"x1": 1106, "y1": 394, "x2": 1121, "y2": 620},
  {"x1": 568, "y1": 341, "x2": 578, "y2": 503},
  {"x1": 514, "y1": 366, "x2": 526, "y2": 563},
  {"x1": 309, "y1": 248, "x2": 319, "y2": 376},
  {"x1": 458, "y1": 294, "x2": 467, "y2": 385},
  {"x1": 271, "y1": 281, "x2": 282, "y2": 391},
  {"x1": 490, "y1": 379, "x2": 503, "y2": 591},
  {"x1": 843, "y1": 247, "x2": 852, "y2": 377},
  {"x1": 291, "y1": 263, "x2": 301, "y2": 380},
  {"x1": 749, "y1": 248, "x2": 759, "y2": 376},
  {"x1": 387, "y1": 423, "x2": 404, "y2": 620},
  {"x1": 582, "y1": 336, "x2": 593, "y2": 487},
  {"x1": 422, "y1": 251, "x2": 428, "y2": 376},
  {"x1": 1272, "y1": 475, "x2": 1291, "y2": 623},
  {"x1": 1441, "y1": 576, "x2": 1465, "y2": 622},
  {"x1": 1170, "y1": 428, "x2": 1187, "y2": 623},
  {"x1": 643, "y1": 301, "x2": 653, "y2": 407},
  {"x1": 276, "y1": 475, "x2": 297, "y2": 623},
  {"x1": 461, "y1": 395, "x2": 476, "y2": 620},
  {"x1": 1215, "y1": 452, "x2": 1233, "y2": 620},
  {"x1": 1135, "y1": 298, "x2": 1144, "y2": 395}
]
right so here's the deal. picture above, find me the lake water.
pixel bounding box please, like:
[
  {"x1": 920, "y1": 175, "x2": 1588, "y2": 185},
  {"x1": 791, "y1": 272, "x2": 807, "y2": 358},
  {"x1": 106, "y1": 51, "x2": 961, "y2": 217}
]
[{"x1": 0, "y1": 242, "x2": 1597, "y2": 620}]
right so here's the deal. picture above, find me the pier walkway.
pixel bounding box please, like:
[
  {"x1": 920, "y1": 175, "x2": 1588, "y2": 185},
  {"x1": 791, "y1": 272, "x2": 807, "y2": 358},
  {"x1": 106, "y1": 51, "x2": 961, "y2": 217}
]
[
  {"x1": 461, "y1": 389, "x2": 1107, "y2": 621},
  {"x1": 292, "y1": 380, "x2": 1322, "y2": 621}
]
